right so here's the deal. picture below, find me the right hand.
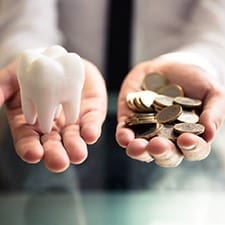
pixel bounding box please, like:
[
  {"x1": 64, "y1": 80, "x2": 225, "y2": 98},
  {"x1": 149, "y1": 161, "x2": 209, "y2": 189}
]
[{"x1": 0, "y1": 60, "x2": 107, "y2": 173}]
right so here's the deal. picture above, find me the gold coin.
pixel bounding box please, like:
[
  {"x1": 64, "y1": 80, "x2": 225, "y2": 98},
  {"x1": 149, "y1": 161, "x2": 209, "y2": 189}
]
[
  {"x1": 157, "y1": 84, "x2": 184, "y2": 97},
  {"x1": 157, "y1": 124, "x2": 177, "y2": 141},
  {"x1": 127, "y1": 91, "x2": 155, "y2": 112},
  {"x1": 127, "y1": 99, "x2": 138, "y2": 111},
  {"x1": 156, "y1": 104, "x2": 182, "y2": 123},
  {"x1": 133, "y1": 97, "x2": 150, "y2": 112},
  {"x1": 127, "y1": 73, "x2": 205, "y2": 144},
  {"x1": 133, "y1": 97, "x2": 144, "y2": 110},
  {"x1": 177, "y1": 110, "x2": 199, "y2": 123},
  {"x1": 127, "y1": 118, "x2": 157, "y2": 126},
  {"x1": 126, "y1": 92, "x2": 138, "y2": 111},
  {"x1": 139, "y1": 90, "x2": 158, "y2": 108},
  {"x1": 142, "y1": 73, "x2": 168, "y2": 91},
  {"x1": 138, "y1": 118, "x2": 158, "y2": 125},
  {"x1": 135, "y1": 113, "x2": 155, "y2": 118},
  {"x1": 126, "y1": 116, "x2": 142, "y2": 126},
  {"x1": 153, "y1": 104, "x2": 164, "y2": 112},
  {"x1": 173, "y1": 123, "x2": 205, "y2": 135},
  {"x1": 126, "y1": 92, "x2": 137, "y2": 102},
  {"x1": 154, "y1": 95, "x2": 174, "y2": 107},
  {"x1": 174, "y1": 96, "x2": 202, "y2": 108},
  {"x1": 135, "y1": 114, "x2": 156, "y2": 122},
  {"x1": 135, "y1": 123, "x2": 163, "y2": 139},
  {"x1": 126, "y1": 113, "x2": 157, "y2": 126}
]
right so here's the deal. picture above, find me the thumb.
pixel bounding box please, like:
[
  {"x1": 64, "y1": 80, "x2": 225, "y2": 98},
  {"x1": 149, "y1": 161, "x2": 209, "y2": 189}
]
[
  {"x1": 200, "y1": 90, "x2": 225, "y2": 142},
  {"x1": 0, "y1": 61, "x2": 19, "y2": 107}
]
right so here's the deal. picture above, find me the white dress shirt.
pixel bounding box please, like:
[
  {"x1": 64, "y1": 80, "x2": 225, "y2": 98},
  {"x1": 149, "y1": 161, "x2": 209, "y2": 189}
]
[{"x1": 0, "y1": 0, "x2": 225, "y2": 84}]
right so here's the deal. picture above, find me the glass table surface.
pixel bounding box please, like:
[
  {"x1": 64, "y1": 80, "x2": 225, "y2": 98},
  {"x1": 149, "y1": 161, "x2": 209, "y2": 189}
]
[
  {"x1": 0, "y1": 190, "x2": 225, "y2": 225},
  {"x1": 0, "y1": 93, "x2": 225, "y2": 225}
]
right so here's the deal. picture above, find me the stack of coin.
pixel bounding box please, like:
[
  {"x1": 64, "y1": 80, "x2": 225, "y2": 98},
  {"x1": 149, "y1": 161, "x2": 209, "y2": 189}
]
[
  {"x1": 126, "y1": 90, "x2": 157, "y2": 113},
  {"x1": 126, "y1": 72, "x2": 205, "y2": 141}
]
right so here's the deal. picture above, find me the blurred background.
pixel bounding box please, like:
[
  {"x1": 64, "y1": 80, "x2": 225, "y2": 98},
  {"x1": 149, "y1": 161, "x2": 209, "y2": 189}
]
[{"x1": 1, "y1": 0, "x2": 225, "y2": 224}]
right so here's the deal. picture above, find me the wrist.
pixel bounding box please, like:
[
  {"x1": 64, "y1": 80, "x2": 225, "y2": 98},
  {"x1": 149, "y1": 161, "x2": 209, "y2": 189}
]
[{"x1": 158, "y1": 52, "x2": 217, "y2": 80}]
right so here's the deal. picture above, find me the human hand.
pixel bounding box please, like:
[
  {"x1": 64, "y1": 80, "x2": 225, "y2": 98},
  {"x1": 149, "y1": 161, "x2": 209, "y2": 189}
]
[
  {"x1": 0, "y1": 60, "x2": 107, "y2": 172},
  {"x1": 116, "y1": 58, "x2": 225, "y2": 167}
]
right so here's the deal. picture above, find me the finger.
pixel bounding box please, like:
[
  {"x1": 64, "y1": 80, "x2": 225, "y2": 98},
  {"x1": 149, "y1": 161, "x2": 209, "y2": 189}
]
[
  {"x1": 15, "y1": 132, "x2": 44, "y2": 164},
  {"x1": 41, "y1": 131, "x2": 70, "y2": 173},
  {"x1": 116, "y1": 63, "x2": 149, "y2": 122},
  {"x1": 80, "y1": 60, "x2": 107, "y2": 144},
  {"x1": 146, "y1": 137, "x2": 184, "y2": 168},
  {"x1": 80, "y1": 108, "x2": 106, "y2": 144},
  {"x1": 62, "y1": 124, "x2": 88, "y2": 164},
  {"x1": 177, "y1": 133, "x2": 211, "y2": 161},
  {"x1": 126, "y1": 138, "x2": 154, "y2": 163},
  {"x1": 7, "y1": 111, "x2": 44, "y2": 163},
  {"x1": 116, "y1": 64, "x2": 155, "y2": 147},
  {"x1": 200, "y1": 90, "x2": 225, "y2": 142},
  {"x1": 0, "y1": 62, "x2": 19, "y2": 107},
  {"x1": 115, "y1": 120, "x2": 135, "y2": 148}
]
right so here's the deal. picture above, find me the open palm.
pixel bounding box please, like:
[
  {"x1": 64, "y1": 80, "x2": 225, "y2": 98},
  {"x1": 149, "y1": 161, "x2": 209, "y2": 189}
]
[
  {"x1": 0, "y1": 60, "x2": 107, "y2": 172},
  {"x1": 116, "y1": 58, "x2": 225, "y2": 167}
]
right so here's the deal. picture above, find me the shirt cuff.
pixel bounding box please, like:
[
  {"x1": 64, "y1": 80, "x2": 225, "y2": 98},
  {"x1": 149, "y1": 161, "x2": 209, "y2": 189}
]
[{"x1": 158, "y1": 52, "x2": 218, "y2": 81}]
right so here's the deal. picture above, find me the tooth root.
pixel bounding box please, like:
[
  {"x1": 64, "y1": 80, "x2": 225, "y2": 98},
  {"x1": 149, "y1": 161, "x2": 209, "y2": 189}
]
[
  {"x1": 54, "y1": 104, "x2": 62, "y2": 119},
  {"x1": 35, "y1": 102, "x2": 56, "y2": 134},
  {"x1": 20, "y1": 94, "x2": 37, "y2": 125},
  {"x1": 62, "y1": 99, "x2": 80, "y2": 125}
]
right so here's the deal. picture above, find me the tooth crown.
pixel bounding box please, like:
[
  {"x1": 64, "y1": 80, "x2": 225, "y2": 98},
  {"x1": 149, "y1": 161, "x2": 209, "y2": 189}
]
[{"x1": 17, "y1": 45, "x2": 85, "y2": 134}]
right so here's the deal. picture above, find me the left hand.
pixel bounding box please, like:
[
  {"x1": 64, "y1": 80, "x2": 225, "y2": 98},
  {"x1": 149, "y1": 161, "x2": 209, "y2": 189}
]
[{"x1": 115, "y1": 58, "x2": 225, "y2": 167}]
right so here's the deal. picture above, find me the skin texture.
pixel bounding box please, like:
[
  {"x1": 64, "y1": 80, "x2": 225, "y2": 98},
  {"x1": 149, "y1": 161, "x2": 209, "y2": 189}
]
[
  {"x1": 116, "y1": 58, "x2": 225, "y2": 167},
  {"x1": 0, "y1": 60, "x2": 107, "y2": 173},
  {"x1": 1, "y1": 57, "x2": 225, "y2": 172}
]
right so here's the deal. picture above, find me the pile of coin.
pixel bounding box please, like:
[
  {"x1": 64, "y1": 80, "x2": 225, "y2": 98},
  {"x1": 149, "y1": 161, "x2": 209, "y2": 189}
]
[{"x1": 126, "y1": 73, "x2": 205, "y2": 141}]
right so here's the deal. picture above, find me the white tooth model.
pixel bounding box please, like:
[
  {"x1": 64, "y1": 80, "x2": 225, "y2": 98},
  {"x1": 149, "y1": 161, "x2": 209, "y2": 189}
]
[{"x1": 16, "y1": 45, "x2": 85, "y2": 134}]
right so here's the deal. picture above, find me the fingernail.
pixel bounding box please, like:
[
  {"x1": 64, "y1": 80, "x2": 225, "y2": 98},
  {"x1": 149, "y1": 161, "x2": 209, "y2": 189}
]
[
  {"x1": 181, "y1": 144, "x2": 196, "y2": 151},
  {"x1": 132, "y1": 151, "x2": 154, "y2": 163}
]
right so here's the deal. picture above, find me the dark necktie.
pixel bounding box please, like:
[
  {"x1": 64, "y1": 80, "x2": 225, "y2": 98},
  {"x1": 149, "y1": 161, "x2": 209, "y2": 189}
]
[
  {"x1": 105, "y1": 0, "x2": 133, "y2": 91},
  {"x1": 105, "y1": 0, "x2": 134, "y2": 190}
]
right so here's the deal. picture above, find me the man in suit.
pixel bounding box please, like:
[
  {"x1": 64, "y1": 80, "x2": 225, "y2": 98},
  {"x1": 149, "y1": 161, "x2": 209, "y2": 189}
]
[{"x1": 0, "y1": 0, "x2": 225, "y2": 190}]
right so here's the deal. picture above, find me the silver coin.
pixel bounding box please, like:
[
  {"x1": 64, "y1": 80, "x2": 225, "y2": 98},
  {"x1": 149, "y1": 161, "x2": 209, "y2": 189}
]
[
  {"x1": 173, "y1": 123, "x2": 205, "y2": 135},
  {"x1": 177, "y1": 111, "x2": 199, "y2": 123}
]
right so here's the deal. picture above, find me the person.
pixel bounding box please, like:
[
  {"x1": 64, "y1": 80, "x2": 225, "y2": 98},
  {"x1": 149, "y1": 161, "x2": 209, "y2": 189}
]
[{"x1": 0, "y1": 0, "x2": 225, "y2": 184}]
